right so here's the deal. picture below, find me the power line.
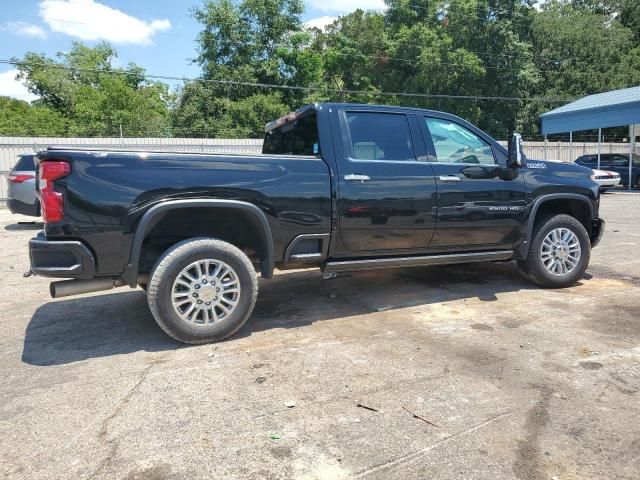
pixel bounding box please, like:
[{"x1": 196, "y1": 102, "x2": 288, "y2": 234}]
[
  {"x1": 0, "y1": 58, "x2": 574, "y2": 103},
  {"x1": 27, "y1": 16, "x2": 531, "y2": 71},
  {"x1": 32, "y1": 12, "x2": 557, "y2": 64}
]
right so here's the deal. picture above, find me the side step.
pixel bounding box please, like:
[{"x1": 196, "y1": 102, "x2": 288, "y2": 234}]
[{"x1": 322, "y1": 250, "x2": 514, "y2": 274}]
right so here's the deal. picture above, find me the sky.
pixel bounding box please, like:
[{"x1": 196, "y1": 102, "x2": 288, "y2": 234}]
[{"x1": 0, "y1": 0, "x2": 385, "y2": 102}]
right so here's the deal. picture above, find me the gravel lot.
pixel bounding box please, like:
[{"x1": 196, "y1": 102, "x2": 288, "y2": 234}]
[{"x1": 1, "y1": 192, "x2": 639, "y2": 480}]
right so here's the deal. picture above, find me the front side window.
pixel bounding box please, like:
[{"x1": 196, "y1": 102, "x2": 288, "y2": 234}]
[
  {"x1": 345, "y1": 112, "x2": 415, "y2": 162},
  {"x1": 610, "y1": 155, "x2": 629, "y2": 167},
  {"x1": 425, "y1": 117, "x2": 496, "y2": 165},
  {"x1": 611, "y1": 154, "x2": 640, "y2": 166}
]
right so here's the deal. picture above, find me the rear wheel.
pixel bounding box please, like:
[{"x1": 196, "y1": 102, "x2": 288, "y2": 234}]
[
  {"x1": 518, "y1": 214, "x2": 590, "y2": 288},
  {"x1": 147, "y1": 238, "x2": 258, "y2": 344}
]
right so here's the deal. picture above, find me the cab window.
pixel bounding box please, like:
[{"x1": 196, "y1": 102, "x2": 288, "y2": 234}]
[
  {"x1": 344, "y1": 112, "x2": 415, "y2": 162},
  {"x1": 263, "y1": 113, "x2": 319, "y2": 156},
  {"x1": 425, "y1": 117, "x2": 496, "y2": 165}
]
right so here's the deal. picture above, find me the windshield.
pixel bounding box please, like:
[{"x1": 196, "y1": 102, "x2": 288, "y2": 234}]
[{"x1": 263, "y1": 113, "x2": 319, "y2": 156}]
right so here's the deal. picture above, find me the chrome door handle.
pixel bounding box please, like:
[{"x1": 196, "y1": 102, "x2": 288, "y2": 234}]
[
  {"x1": 439, "y1": 175, "x2": 461, "y2": 182},
  {"x1": 344, "y1": 174, "x2": 371, "y2": 182}
]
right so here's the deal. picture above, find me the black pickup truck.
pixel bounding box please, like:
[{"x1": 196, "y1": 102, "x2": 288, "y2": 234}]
[{"x1": 28, "y1": 103, "x2": 604, "y2": 343}]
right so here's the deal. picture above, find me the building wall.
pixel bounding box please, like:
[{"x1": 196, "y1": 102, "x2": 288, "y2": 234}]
[{"x1": 1, "y1": 137, "x2": 638, "y2": 201}]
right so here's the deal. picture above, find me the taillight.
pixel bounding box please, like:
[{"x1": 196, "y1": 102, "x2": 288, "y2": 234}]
[
  {"x1": 39, "y1": 161, "x2": 71, "y2": 223},
  {"x1": 8, "y1": 174, "x2": 35, "y2": 183}
]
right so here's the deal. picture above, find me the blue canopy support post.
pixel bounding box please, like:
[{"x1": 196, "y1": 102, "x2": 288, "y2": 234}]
[
  {"x1": 630, "y1": 124, "x2": 635, "y2": 191},
  {"x1": 597, "y1": 128, "x2": 602, "y2": 170},
  {"x1": 544, "y1": 135, "x2": 548, "y2": 160}
]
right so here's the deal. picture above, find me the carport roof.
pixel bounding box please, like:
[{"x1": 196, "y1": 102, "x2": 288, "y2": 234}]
[{"x1": 540, "y1": 86, "x2": 640, "y2": 135}]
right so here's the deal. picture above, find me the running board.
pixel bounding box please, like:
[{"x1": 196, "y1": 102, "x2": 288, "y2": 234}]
[{"x1": 322, "y1": 250, "x2": 514, "y2": 273}]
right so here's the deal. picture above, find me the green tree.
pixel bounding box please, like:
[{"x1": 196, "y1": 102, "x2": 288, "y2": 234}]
[
  {"x1": 15, "y1": 42, "x2": 172, "y2": 136},
  {"x1": 173, "y1": 0, "x2": 321, "y2": 137},
  {"x1": 301, "y1": 1, "x2": 542, "y2": 136},
  {"x1": 0, "y1": 97, "x2": 69, "y2": 136},
  {"x1": 522, "y1": 0, "x2": 640, "y2": 138}
]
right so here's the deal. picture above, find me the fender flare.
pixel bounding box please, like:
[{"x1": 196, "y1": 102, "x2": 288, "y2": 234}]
[
  {"x1": 122, "y1": 199, "x2": 275, "y2": 286},
  {"x1": 517, "y1": 193, "x2": 595, "y2": 258}
]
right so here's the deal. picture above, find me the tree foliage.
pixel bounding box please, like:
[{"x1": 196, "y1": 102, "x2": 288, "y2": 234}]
[
  {"x1": 8, "y1": 42, "x2": 172, "y2": 136},
  {"x1": 175, "y1": 0, "x2": 640, "y2": 139},
  {"x1": 0, "y1": 97, "x2": 69, "y2": 136},
  {"x1": 2, "y1": 0, "x2": 640, "y2": 139},
  {"x1": 172, "y1": 0, "x2": 321, "y2": 137}
]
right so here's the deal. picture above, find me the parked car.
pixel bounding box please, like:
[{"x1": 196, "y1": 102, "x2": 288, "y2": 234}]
[
  {"x1": 27, "y1": 103, "x2": 604, "y2": 344},
  {"x1": 576, "y1": 153, "x2": 640, "y2": 188},
  {"x1": 7, "y1": 154, "x2": 39, "y2": 217},
  {"x1": 590, "y1": 169, "x2": 621, "y2": 192}
]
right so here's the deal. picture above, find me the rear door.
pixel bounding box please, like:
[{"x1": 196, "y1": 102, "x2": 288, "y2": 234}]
[
  {"x1": 333, "y1": 109, "x2": 437, "y2": 254},
  {"x1": 420, "y1": 115, "x2": 526, "y2": 250}
]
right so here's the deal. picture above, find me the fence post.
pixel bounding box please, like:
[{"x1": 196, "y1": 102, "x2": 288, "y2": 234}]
[{"x1": 569, "y1": 132, "x2": 573, "y2": 163}]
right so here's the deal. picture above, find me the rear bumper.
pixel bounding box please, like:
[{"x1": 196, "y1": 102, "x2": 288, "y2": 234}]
[
  {"x1": 29, "y1": 233, "x2": 96, "y2": 279},
  {"x1": 7, "y1": 198, "x2": 40, "y2": 217},
  {"x1": 591, "y1": 218, "x2": 605, "y2": 248}
]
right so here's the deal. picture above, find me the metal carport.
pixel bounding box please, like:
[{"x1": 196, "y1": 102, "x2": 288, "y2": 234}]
[{"x1": 541, "y1": 86, "x2": 640, "y2": 190}]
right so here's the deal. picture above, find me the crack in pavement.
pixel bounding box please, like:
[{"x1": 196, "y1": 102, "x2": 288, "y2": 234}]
[
  {"x1": 85, "y1": 362, "x2": 156, "y2": 480},
  {"x1": 353, "y1": 410, "x2": 515, "y2": 478}
]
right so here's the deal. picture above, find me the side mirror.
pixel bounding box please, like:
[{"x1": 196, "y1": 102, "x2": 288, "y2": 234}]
[{"x1": 508, "y1": 132, "x2": 524, "y2": 168}]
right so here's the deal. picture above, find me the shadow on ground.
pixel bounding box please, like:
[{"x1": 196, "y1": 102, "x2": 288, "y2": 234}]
[
  {"x1": 242, "y1": 261, "x2": 539, "y2": 336},
  {"x1": 22, "y1": 290, "x2": 181, "y2": 366},
  {"x1": 23, "y1": 261, "x2": 539, "y2": 366},
  {"x1": 5, "y1": 222, "x2": 44, "y2": 231}
]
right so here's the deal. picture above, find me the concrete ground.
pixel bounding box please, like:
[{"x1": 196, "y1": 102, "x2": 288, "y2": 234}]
[{"x1": 1, "y1": 193, "x2": 639, "y2": 480}]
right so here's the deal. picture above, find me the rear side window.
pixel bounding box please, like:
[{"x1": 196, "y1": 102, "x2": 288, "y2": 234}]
[
  {"x1": 344, "y1": 112, "x2": 415, "y2": 162},
  {"x1": 425, "y1": 117, "x2": 496, "y2": 165},
  {"x1": 263, "y1": 113, "x2": 319, "y2": 156},
  {"x1": 13, "y1": 155, "x2": 35, "y2": 171},
  {"x1": 597, "y1": 156, "x2": 614, "y2": 167}
]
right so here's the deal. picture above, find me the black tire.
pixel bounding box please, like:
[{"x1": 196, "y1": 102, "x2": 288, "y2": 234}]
[
  {"x1": 147, "y1": 237, "x2": 258, "y2": 344},
  {"x1": 518, "y1": 214, "x2": 590, "y2": 288}
]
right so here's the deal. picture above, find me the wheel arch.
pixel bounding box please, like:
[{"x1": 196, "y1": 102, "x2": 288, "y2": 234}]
[
  {"x1": 517, "y1": 193, "x2": 595, "y2": 259},
  {"x1": 123, "y1": 199, "x2": 275, "y2": 287}
]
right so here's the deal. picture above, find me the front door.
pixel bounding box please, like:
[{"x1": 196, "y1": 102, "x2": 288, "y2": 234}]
[
  {"x1": 420, "y1": 116, "x2": 526, "y2": 250},
  {"x1": 334, "y1": 110, "x2": 437, "y2": 254}
]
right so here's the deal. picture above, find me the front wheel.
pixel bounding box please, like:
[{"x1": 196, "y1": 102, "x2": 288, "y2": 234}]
[
  {"x1": 518, "y1": 214, "x2": 590, "y2": 288},
  {"x1": 147, "y1": 238, "x2": 258, "y2": 344}
]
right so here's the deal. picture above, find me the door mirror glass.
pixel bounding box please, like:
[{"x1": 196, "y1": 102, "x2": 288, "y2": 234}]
[{"x1": 508, "y1": 133, "x2": 523, "y2": 168}]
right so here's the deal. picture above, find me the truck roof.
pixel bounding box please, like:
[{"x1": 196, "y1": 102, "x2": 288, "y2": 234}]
[{"x1": 263, "y1": 102, "x2": 464, "y2": 132}]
